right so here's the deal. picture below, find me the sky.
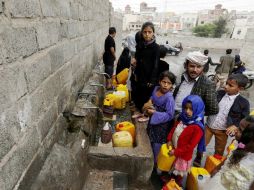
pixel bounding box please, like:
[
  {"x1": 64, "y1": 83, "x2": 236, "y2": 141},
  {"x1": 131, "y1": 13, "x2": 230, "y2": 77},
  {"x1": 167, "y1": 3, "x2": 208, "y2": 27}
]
[{"x1": 109, "y1": 0, "x2": 254, "y2": 13}]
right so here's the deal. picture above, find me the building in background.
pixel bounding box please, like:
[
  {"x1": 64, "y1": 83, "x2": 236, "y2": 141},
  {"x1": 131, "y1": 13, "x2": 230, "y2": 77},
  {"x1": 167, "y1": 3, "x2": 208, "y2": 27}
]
[
  {"x1": 231, "y1": 11, "x2": 254, "y2": 39},
  {"x1": 180, "y1": 13, "x2": 198, "y2": 30},
  {"x1": 197, "y1": 4, "x2": 228, "y2": 25}
]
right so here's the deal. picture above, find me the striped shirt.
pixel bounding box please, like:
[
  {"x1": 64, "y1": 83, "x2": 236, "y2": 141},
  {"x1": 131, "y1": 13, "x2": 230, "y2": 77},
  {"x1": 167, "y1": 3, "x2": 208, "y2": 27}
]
[{"x1": 207, "y1": 93, "x2": 239, "y2": 130}]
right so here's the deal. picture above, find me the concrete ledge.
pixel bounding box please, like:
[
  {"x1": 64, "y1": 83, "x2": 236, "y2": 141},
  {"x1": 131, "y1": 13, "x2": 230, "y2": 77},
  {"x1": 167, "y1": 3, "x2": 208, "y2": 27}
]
[{"x1": 87, "y1": 120, "x2": 153, "y2": 185}]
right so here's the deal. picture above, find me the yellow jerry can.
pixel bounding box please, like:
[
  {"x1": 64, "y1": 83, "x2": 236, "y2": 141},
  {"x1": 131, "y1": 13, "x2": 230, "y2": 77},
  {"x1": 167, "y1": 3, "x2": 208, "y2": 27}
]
[
  {"x1": 116, "y1": 84, "x2": 129, "y2": 102},
  {"x1": 186, "y1": 167, "x2": 210, "y2": 190},
  {"x1": 116, "y1": 68, "x2": 129, "y2": 84},
  {"x1": 162, "y1": 179, "x2": 182, "y2": 190},
  {"x1": 112, "y1": 91, "x2": 126, "y2": 109},
  {"x1": 112, "y1": 131, "x2": 133, "y2": 147},
  {"x1": 116, "y1": 121, "x2": 135, "y2": 141},
  {"x1": 157, "y1": 144, "x2": 175, "y2": 171}
]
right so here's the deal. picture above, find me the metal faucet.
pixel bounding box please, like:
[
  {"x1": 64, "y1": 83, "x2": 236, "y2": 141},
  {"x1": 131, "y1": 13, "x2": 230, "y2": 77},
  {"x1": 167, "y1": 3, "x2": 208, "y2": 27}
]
[
  {"x1": 93, "y1": 70, "x2": 110, "y2": 79},
  {"x1": 78, "y1": 91, "x2": 96, "y2": 99},
  {"x1": 89, "y1": 83, "x2": 106, "y2": 91}
]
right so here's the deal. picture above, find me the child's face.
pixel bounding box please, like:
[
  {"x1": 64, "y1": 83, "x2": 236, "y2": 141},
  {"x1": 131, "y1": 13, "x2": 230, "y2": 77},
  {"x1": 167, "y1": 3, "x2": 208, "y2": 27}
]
[
  {"x1": 159, "y1": 77, "x2": 172, "y2": 93},
  {"x1": 142, "y1": 26, "x2": 154, "y2": 42},
  {"x1": 224, "y1": 79, "x2": 241, "y2": 95},
  {"x1": 184, "y1": 102, "x2": 193, "y2": 118}
]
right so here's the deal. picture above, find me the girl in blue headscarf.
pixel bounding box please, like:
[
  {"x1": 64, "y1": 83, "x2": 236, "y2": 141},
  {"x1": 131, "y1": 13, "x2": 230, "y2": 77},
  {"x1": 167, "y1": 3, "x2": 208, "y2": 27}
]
[{"x1": 166, "y1": 95, "x2": 205, "y2": 186}]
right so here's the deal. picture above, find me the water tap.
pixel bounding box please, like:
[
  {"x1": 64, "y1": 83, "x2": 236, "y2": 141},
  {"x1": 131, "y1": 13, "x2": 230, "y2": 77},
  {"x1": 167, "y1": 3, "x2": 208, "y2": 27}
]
[{"x1": 93, "y1": 71, "x2": 110, "y2": 79}]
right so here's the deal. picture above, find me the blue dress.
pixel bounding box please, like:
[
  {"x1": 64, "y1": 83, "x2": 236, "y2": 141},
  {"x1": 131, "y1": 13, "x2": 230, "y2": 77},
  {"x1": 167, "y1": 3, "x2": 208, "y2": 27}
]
[{"x1": 146, "y1": 86, "x2": 175, "y2": 144}]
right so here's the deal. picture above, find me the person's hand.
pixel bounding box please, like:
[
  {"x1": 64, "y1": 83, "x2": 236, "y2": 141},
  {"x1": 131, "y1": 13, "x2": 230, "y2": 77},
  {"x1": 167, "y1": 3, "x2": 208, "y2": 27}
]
[
  {"x1": 147, "y1": 108, "x2": 155, "y2": 115},
  {"x1": 168, "y1": 149, "x2": 174, "y2": 156},
  {"x1": 167, "y1": 141, "x2": 172, "y2": 149},
  {"x1": 226, "y1": 125, "x2": 238, "y2": 136},
  {"x1": 131, "y1": 57, "x2": 136, "y2": 66},
  {"x1": 147, "y1": 83, "x2": 153, "y2": 87}
]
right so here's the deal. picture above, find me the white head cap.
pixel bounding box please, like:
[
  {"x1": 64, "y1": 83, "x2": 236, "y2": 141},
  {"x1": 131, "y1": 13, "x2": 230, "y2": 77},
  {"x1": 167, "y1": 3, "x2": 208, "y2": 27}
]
[{"x1": 186, "y1": 51, "x2": 208, "y2": 66}]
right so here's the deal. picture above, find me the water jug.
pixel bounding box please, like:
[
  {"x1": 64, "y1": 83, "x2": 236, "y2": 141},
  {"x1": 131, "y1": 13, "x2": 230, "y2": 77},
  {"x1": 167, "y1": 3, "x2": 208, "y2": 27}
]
[
  {"x1": 116, "y1": 121, "x2": 135, "y2": 141},
  {"x1": 112, "y1": 131, "x2": 133, "y2": 147},
  {"x1": 157, "y1": 144, "x2": 175, "y2": 171},
  {"x1": 116, "y1": 68, "x2": 129, "y2": 84},
  {"x1": 101, "y1": 122, "x2": 112, "y2": 144},
  {"x1": 197, "y1": 174, "x2": 210, "y2": 190},
  {"x1": 162, "y1": 179, "x2": 182, "y2": 190},
  {"x1": 112, "y1": 91, "x2": 126, "y2": 109},
  {"x1": 116, "y1": 84, "x2": 129, "y2": 102},
  {"x1": 186, "y1": 167, "x2": 210, "y2": 190}
]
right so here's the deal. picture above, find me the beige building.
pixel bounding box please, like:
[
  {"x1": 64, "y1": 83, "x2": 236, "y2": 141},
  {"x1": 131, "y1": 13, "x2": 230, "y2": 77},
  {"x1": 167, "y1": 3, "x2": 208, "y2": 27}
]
[
  {"x1": 231, "y1": 12, "x2": 254, "y2": 39},
  {"x1": 198, "y1": 4, "x2": 228, "y2": 25},
  {"x1": 180, "y1": 13, "x2": 198, "y2": 30}
]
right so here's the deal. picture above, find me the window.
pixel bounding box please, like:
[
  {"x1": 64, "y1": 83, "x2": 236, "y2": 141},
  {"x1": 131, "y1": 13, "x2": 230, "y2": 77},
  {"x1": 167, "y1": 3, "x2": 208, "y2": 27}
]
[
  {"x1": 237, "y1": 29, "x2": 241, "y2": 35},
  {"x1": 201, "y1": 21, "x2": 204, "y2": 24}
]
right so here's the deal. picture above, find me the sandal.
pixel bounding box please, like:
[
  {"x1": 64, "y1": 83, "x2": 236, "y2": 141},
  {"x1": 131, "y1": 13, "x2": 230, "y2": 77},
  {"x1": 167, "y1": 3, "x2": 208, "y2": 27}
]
[
  {"x1": 131, "y1": 112, "x2": 143, "y2": 119},
  {"x1": 138, "y1": 116, "x2": 149, "y2": 122}
]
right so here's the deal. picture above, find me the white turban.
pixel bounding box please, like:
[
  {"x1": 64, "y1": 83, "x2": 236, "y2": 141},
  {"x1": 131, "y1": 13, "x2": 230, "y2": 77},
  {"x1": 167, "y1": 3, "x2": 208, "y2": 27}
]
[{"x1": 186, "y1": 51, "x2": 208, "y2": 66}]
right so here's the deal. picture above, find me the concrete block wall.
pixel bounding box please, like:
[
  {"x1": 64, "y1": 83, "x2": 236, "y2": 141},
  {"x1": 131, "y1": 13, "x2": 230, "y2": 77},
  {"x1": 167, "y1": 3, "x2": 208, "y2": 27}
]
[{"x1": 0, "y1": 0, "x2": 122, "y2": 189}]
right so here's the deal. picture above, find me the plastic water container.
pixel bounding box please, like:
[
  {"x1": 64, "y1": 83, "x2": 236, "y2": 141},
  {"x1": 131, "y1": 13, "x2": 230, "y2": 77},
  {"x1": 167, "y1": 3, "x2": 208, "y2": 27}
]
[
  {"x1": 197, "y1": 174, "x2": 210, "y2": 190},
  {"x1": 204, "y1": 155, "x2": 226, "y2": 174},
  {"x1": 101, "y1": 122, "x2": 112, "y2": 144},
  {"x1": 186, "y1": 167, "x2": 210, "y2": 190},
  {"x1": 112, "y1": 131, "x2": 133, "y2": 147},
  {"x1": 116, "y1": 121, "x2": 135, "y2": 141},
  {"x1": 162, "y1": 179, "x2": 182, "y2": 190},
  {"x1": 116, "y1": 68, "x2": 129, "y2": 84},
  {"x1": 103, "y1": 97, "x2": 114, "y2": 106},
  {"x1": 112, "y1": 91, "x2": 126, "y2": 109},
  {"x1": 157, "y1": 144, "x2": 175, "y2": 171},
  {"x1": 116, "y1": 84, "x2": 129, "y2": 102}
]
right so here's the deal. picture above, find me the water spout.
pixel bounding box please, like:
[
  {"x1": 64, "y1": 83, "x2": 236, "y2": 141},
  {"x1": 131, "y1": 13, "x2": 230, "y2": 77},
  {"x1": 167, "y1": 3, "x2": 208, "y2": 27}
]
[
  {"x1": 93, "y1": 71, "x2": 110, "y2": 79},
  {"x1": 89, "y1": 83, "x2": 106, "y2": 91}
]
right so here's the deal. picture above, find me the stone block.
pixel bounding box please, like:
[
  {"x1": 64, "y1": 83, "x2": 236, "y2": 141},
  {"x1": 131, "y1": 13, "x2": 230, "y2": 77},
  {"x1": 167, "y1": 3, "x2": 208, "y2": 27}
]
[
  {"x1": 40, "y1": 72, "x2": 61, "y2": 109},
  {"x1": 36, "y1": 20, "x2": 60, "y2": 50},
  {"x1": 49, "y1": 44, "x2": 64, "y2": 73},
  {"x1": 24, "y1": 70, "x2": 60, "y2": 124},
  {"x1": 0, "y1": 106, "x2": 21, "y2": 160},
  {"x1": 0, "y1": 62, "x2": 27, "y2": 113},
  {"x1": 30, "y1": 144, "x2": 79, "y2": 189},
  {"x1": 36, "y1": 102, "x2": 58, "y2": 142},
  {"x1": 15, "y1": 116, "x2": 66, "y2": 190},
  {"x1": 56, "y1": 85, "x2": 71, "y2": 114},
  {"x1": 9, "y1": 0, "x2": 41, "y2": 18},
  {"x1": 78, "y1": 5, "x2": 85, "y2": 20},
  {"x1": 0, "y1": 1, "x2": 3, "y2": 13},
  {"x1": 24, "y1": 52, "x2": 51, "y2": 93},
  {"x1": 0, "y1": 26, "x2": 38, "y2": 64},
  {"x1": 62, "y1": 41, "x2": 75, "y2": 63},
  {"x1": 60, "y1": 20, "x2": 79, "y2": 39},
  {"x1": 70, "y1": 2, "x2": 79, "y2": 20},
  {"x1": 40, "y1": 0, "x2": 71, "y2": 18},
  {"x1": 0, "y1": 126, "x2": 40, "y2": 190},
  {"x1": 58, "y1": 61, "x2": 72, "y2": 87}
]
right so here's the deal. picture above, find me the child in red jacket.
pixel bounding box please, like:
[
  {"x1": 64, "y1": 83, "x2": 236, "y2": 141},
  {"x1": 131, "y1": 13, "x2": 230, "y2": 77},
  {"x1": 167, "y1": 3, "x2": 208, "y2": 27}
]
[{"x1": 166, "y1": 95, "x2": 205, "y2": 187}]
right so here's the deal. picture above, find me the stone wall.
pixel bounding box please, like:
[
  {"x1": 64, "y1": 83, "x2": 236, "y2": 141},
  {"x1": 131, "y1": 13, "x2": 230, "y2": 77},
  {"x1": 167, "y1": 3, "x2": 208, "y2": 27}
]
[{"x1": 0, "y1": 1, "x2": 122, "y2": 189}]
